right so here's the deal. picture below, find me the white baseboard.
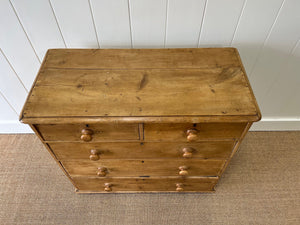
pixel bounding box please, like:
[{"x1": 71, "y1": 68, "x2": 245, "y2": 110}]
[
  {"x1": 250, "y1": 118, "x2": 300, "y2": 131},
  {"x1": 0, "y1": 118, "x2": 299, "y2": 133},
  {"x1": 0, "y1": 121, "x2": 33, "y2": 133}
]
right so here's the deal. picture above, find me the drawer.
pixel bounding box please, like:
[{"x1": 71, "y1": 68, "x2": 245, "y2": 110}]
[
  {"x1": 144, "y1": 123, "x2": 247, "y2": 141},
  {"x1": 49, "y1": 141, "x2": 235, "y2": 160},
  {"x1": 35, "y1": 123, "x2": 139, "y2": 141},
  {"x1": 73, "y1": 177, "x2": 219, "y2": 192},
  {"x1": 62, "y1": 159, "x2": 226, "y2": 177}
]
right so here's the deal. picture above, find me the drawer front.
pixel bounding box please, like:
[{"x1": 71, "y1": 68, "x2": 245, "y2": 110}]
[
  {"x1": 35, "y1": 123, "x2": 139, "y2": 141},
  {"x1": 144, "y1": 123, "x2": 247, "y2": 141},
  {"x1": 50, "y1": 141, "x2": 235, "y2": 160},
  {"x1": 73, "y1": 177, "x2": 218, "y2": 192},
  {"x1": 62, "y1": 159, "x2": 226, "y2": 177}
]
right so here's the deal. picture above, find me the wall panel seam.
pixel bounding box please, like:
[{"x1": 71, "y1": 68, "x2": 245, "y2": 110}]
[
  {"x1": 262, "y1": 38, "x2": 300, "y2": 104},
  {"x1": 9, "y1": 0, "x2": 41, "y2": 63},
  {"x1": 127, "y1": 0, "x2": 133, "y2": 48},
  {"x1": 128, "y1": 0, "x2": 134, "y2": 48},
  {"x1": 197, "y1": 0, "x2": 208, "y2": 47},
  {"x1": 248, "y1": 0, "x2": 286, "y2": 78},
  {"x1": 0, "y1": 48, "x2": 28, "y2": 93},
  {"x1": 48, "y1": 0, "x2": 67, "y2": 48},
  {"x1": 0, "y1": 91, "x2": 18, "y2": 117},
  {"x1": 230, "y1": 0, "x2": 248, "y2": 46},
  {"x1": 277, "y1": 38, "x2": 300, "y2": 114},
  {"x1": 163, "y1": 0, "x2": 169, "y2": 48},
  {"x1": 88, "y1": 0, "x2": 100, "y2": 48}
]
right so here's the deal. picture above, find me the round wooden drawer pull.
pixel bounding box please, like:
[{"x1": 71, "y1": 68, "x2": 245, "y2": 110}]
[
  {"x1": 186, "y1": 129, "x2": 198, "y2": 142},
  {"x1": 178, "y1": 166, "x2": 188, "y2": 176},
  {"x1": 176, "y1": 183, "x2": 184, "y2": 192},
  {"x1": 104, "y1": 183, "x2": 112, "y2": 192},
  {"x1": 89, "y1": 149, "x2": 100, "y2": 161},
  {"x1": 182, "y1": 147, "x2": 194, "y2": 158},
  {"x1": 97, "y1": 167, "x2": 108, "y2": 177},
  {"x1": 81, "y1": 128, "x2": 93, "y2": 142}
]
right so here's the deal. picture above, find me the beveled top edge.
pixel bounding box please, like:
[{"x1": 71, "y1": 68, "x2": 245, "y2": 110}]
[
  {"x1": 20, "y1": 48, "x2": 261, "y2": 123},
  {"x1": 20, "y1": 114, "x2": 261, "y2": 124}
]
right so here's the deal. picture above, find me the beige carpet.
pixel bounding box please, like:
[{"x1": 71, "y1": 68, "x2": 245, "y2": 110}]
[{"x1": 0, "y1": 132, "x2": 299, "y2": 225}]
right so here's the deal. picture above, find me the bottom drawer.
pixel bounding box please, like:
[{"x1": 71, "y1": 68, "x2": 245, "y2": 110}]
[{"x1": 72, "y1": 177, "x2": 219, "y2": 193}]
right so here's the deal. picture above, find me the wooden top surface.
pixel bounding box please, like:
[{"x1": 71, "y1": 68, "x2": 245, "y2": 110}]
[{"x1": 20, "y1": 48, "x2": 261, "y2": 123}]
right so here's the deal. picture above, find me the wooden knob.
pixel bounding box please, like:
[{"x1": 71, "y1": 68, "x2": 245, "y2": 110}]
[
  {"x1": 186, "y1": 129, "x2": 198, "y2": 142},
  {"x1": 182, "y1": 147, "x2": 194, "y2": 158},
  {"x1": 176, "y1": 183, "x2": 184, "y2": 192},
  {"x1": 81, "y1": 128, "x2": 93, "y2": 142},
  {"x1": 104, "y1": 183, "x2": 112, "y2": 192},
  {"x1": 97, "y1": 167, "x2": 107, "y2": 177},
  {"x1": 89, "y1": 149, "x2": 100, "y2": 161},
  {"x1": 179, "y1": 166, "x2": 188, "y2": 176}
]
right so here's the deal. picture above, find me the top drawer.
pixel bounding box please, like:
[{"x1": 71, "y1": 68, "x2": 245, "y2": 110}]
[
  {"x1": 35, "y1": 124, "x2": 140, "y2": 142},
  {"x1": 144, "y1": 123, "x2": 247, "y2": 141}
]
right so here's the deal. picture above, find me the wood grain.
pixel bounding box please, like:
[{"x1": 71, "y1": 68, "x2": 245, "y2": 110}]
[
  {"x1": 35, "y1": 123, "x2": 139, "y2": 141},
  {"x1": 21, "y1": 115, "x2": 261, "y2": 124},
  {"x1": 20, "y1": 48, "x2": 261, "y2": 193},
  {"x1": 43, "y1": 47, "x2": 239, "y2": 69},
  {"x1": 49, "y1": 141, "x2": 235, "y2": 160},
  {"x1": 62, "y1": 159, "x2": 226, "y2": 177},
  {"x1": 73, "y1": 177, "x2": 218, "y2": 193},
  {"x1": 20, "y1": 48, "x2": 261, "y2": 123},
  {"x1": 144, "y1": 123, "x2": 247, "y2": 141},
  {"x1": 21, "y1": 67, "x2": 259, "y2": 120}
]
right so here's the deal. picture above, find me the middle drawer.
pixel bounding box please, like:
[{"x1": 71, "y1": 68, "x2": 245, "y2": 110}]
[
  {"x1": 49, "y1": 141, "x2": 235, "y2": 160},
  {"x1": 61, "y1": 159, "x2": 226, "y2": 177}
]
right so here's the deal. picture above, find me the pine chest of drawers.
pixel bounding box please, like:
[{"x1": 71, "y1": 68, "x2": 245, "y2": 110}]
[{"x1": 20, "y1": 48, "x2": 261, "y2": 193}]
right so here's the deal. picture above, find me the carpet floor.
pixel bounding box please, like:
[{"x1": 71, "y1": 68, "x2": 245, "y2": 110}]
[{"x1": 0, "y1": 132, "x2": 299, "y2": 225}]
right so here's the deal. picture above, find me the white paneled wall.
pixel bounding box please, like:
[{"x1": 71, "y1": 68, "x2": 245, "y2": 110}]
[
  {"x1": 50, "y1": 0, "x2": 99, "y2": 48},
  {"x1": 0, "y1": 0, "x2": 299, "y2": 133},
  {"x1": 90, "y1": 0, "x2": 132, "y2": 48},
  {"x1": 279, "y1": 41, "x2": 300, "y2": 117},
  {"x1": 0, "y1": 0, "x2": 40, "y2": 90},
  {"x1": 0, "y1": 93, "x2": 32, "y2": 133},
  {"x1": 10, "y1": 0, "x2": 66, "y2": 60},
  {"x1": 231, "y1": 0, "x2": 284, "y2": 73},
  {"x1": 130, "y1": 0, "x2": 167, "y2": 48},
  {"x1": 199, "y1": 0, "x2": 245, "y2": 47},
  {"x1": 165, "y1": 0, "x2": 206, "y2": 48},
  {"x1": 0, "y1": 50, "x2": 27, "y2": 113}
]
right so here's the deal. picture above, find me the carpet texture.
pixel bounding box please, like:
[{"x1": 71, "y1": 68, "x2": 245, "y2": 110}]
[{"x1": 0, "y1": 132, "x2": 299, "y2": 225}]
